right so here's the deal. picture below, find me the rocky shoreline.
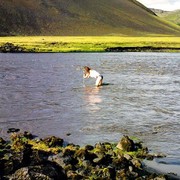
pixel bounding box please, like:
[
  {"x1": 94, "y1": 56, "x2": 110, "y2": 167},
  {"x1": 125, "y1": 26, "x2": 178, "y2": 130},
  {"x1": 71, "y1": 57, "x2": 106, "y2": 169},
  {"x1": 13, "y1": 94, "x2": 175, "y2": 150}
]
[{"x1": 0, "y1": 130, "x2": 174, "y2": 179}]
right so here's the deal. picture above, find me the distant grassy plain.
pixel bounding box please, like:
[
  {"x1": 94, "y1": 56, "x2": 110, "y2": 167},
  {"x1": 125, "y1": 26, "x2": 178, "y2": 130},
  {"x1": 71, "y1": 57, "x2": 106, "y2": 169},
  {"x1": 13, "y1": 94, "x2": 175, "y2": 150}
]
[{"x1": 0, "y1": 36, "x2": 180, "y2": 52}]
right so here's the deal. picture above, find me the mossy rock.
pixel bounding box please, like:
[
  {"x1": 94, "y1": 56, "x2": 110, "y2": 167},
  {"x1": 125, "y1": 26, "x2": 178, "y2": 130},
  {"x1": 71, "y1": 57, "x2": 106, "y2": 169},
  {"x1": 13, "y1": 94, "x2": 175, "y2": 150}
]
[
  {"x1": 117, "y1": 136, "x2": 135, "y2": 152},
  {"x1": 43, "y1": 136, "x2": 63, "y2": 148},
  {"x1": 0, "y1": 132, "x2": 169, "y2": 179},
  {"x1": 75, "y1": 148, "x2": 97, "y2": 162}
]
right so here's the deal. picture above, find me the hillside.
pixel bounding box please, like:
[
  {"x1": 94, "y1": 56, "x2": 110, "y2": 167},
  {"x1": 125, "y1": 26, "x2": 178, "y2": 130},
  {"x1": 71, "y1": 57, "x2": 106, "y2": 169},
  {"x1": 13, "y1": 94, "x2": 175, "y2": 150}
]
[
  {"x1": 0, "y1": 0, "x2": 180, "y2": 36},
  {"x1": 151, "y1": 9, "x2": 180, "y2": 26}
]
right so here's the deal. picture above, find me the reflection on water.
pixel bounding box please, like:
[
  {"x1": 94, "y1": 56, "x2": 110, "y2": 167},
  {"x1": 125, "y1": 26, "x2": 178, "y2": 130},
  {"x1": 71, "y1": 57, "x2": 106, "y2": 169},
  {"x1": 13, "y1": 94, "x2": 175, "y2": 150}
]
[
  {"x1": 0, "y1": 53, "x2": 180, "y2": 168},
  {"x1": 83, "y1": 86, "x2": 102, "y2": 112}
]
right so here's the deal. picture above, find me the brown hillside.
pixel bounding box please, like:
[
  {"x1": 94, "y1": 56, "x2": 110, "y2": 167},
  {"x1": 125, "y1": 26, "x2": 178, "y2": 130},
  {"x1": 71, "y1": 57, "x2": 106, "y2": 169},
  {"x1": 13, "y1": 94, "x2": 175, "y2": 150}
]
[{"x1": 0, "y1": 0, "x2": 180, "y2": 36}]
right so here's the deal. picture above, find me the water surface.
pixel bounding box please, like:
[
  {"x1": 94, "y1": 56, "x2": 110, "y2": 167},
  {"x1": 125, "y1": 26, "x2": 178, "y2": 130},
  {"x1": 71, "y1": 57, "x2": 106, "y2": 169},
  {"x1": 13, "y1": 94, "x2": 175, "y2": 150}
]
[{"x1": 0, "y1": 52, "x2": 179, "y2": 168}]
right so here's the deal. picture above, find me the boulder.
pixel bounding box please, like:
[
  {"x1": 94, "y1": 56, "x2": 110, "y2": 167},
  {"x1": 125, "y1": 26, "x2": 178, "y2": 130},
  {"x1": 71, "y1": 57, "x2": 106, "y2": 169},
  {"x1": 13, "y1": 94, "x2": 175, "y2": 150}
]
[{"x1": 117, "y1": 136, "x2": 135, "y2": 152}]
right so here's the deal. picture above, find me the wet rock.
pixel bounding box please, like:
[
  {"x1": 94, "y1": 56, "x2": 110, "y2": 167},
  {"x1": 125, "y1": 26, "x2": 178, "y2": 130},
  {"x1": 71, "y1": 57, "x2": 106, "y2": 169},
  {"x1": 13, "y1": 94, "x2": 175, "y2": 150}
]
[
  {"x1": 9, "y1": 162, "x2": 67, "y2": 180},
  {"x1": 75, "y1": 148, "x2": 97, "y2": 162},
  {"x1": 49, "y1": 152, "x2": 78, "y2": 169},
  {"x1": 153, "y1": 153, "x2": 166, "y2": 158},
  {"x1": 23, "y1": 131, "x2": 33, "y2": 140},
  {"x1": 43, "y1": 136, "x2": 63, "y2": 147},
  {"x1": 63, "y1": 146, "x2": 77, "y2": 157},
  {"x1": 117, "y1": 135, "x2": 135, "y2": 152},
  {"x1": 146, "y1": 154, "x2": 154, "y2": 160},
  {"x1": 112, "y1": 155, "x2": 130, "y2": 170},
  {"x1": 63, "y1": 155, "x2": 78, "y2": 166},
  {"x1": 7, "y1": 128, "x2": 20, "y2": 133},
  {"x1": 30, "y1": 149, "x2": 50, "y2": 165},
  {"x1": 48, "y1": 153, "x2": 66, "y2": 168},
  {"x1": 84, "y1": 144, "x2": 94, "y2": 151},
  {"x1": 93, "y1": 153, "x2": 112, "y2": 165},
  {"x1": 66, "y1": 133, "x2": 71, "y2": 136}
]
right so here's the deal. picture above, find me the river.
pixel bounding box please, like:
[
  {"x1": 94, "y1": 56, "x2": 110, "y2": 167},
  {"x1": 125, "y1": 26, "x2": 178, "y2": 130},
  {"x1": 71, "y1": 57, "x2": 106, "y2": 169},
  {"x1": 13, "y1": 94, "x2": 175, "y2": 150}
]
[{"x1": 0, "y1": 52, "x2": 180, "y2": 174}]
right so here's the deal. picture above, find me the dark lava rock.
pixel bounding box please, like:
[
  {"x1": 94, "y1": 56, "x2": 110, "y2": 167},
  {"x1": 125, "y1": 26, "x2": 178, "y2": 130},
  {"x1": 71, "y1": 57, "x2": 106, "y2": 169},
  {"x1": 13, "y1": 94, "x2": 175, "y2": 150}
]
[
  {"x1": 75, "y1": 148, "x2": 97, "y2": 162},
  {"x1": 4, "y1": 144, "x2": 33, "y2": 174},
  {"x1": 9, "y1": 162, "x2": 67, "y2": 180},
  {"x1": 112, "y1": 155, "x2": 131, "y2": 170},
  {"x1": 23, "y1": 131, "x2": 34, "y2": 140},
  {"x1": 7, "y1": 128, "x2": 20, "y2": 133},
  {"x1": 84, "y1": 144, "x2": 94, "y2": 151},
  {"x1": 30, "y1": 149, "x2": 50, "y2": 165}
]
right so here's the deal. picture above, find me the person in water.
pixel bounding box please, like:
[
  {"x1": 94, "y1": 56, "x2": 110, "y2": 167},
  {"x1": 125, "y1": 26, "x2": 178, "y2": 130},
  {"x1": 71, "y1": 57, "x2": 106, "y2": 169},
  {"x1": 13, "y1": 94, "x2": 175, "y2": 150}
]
[{"x1": 83, "y1": 66, "x2": 103, "y2": 86}]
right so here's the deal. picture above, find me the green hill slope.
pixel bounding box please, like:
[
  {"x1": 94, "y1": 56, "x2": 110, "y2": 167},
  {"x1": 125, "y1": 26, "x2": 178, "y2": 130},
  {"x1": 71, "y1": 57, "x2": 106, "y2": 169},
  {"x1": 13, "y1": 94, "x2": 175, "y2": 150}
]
[
  {"x1": 152, "y1": 9, "x2": 180, "y2": 26},
  {"x1": 0, "y1": 0, "x2": 180, "y2": 36}
]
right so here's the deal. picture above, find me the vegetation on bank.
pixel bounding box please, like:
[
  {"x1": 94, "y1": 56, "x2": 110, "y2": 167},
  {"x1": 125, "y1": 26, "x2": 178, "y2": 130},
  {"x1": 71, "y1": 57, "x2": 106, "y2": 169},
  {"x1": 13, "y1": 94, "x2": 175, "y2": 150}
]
[
  {"x1": 0, "y1": 131, "x2": 168, "y2": 179},
  {"x1": 0, "y1": 36, "x2": 180, "y2": 53}
]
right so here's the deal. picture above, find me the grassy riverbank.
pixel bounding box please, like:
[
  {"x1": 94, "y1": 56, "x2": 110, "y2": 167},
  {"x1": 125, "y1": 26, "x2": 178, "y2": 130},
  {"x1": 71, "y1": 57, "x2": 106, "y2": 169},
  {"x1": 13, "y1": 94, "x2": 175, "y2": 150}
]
[{"x1": 0, "y1": 36, "x2": 180, "y2": 52}]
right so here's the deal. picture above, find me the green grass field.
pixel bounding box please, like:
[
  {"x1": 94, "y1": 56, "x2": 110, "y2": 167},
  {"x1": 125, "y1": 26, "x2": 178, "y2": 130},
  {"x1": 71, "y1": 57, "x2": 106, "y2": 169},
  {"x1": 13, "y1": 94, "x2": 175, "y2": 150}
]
[{"x1": 0, "y1": 36, "x2": 180, "y2": 52}]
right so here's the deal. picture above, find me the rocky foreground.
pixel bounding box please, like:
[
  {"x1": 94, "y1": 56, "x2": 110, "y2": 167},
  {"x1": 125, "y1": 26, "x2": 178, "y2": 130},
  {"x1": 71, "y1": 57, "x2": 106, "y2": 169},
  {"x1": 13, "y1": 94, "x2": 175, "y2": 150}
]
[{"x1": 0, "y1": 131, "x2": 169, "y2": 179}]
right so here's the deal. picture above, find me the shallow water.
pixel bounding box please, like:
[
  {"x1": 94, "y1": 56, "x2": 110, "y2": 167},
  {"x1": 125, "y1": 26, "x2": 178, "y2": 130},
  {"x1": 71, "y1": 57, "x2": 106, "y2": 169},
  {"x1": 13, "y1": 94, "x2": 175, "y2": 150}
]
[{"x1": 0, "y1": 52, "x2": 180, "y2": 167}]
